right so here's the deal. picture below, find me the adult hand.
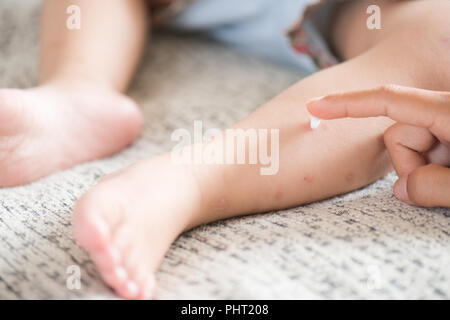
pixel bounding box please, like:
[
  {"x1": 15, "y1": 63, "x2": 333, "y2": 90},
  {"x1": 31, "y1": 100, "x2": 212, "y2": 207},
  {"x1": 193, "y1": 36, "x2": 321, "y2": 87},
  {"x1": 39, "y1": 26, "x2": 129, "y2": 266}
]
[{"x1": 307, "y1": 85, "x2": 450, "y2": 207}]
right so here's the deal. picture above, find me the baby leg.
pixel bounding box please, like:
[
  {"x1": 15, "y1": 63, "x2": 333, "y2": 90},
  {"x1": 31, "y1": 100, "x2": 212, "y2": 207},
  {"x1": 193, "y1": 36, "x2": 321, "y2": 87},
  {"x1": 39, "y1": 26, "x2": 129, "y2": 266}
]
[
  {"x1": 73, "y1": 0, "x2": 450, "y2": 299},
  {"x1": 0, "y1": 0, "x2": 149, "y2": 186}
]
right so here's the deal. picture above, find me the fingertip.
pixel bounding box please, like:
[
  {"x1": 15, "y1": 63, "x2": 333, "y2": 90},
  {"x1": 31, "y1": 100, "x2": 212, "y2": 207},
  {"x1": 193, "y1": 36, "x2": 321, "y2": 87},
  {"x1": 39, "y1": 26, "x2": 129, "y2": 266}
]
[
  {"x1": 306, "y1": 96, "x2": 340, "y2": 120},
  {"x1": 394, "y1": 176, "x2": 413, "y2": 205},
  {"x1": 306, "y1": 96, "x2": 324, "y2": 116}
]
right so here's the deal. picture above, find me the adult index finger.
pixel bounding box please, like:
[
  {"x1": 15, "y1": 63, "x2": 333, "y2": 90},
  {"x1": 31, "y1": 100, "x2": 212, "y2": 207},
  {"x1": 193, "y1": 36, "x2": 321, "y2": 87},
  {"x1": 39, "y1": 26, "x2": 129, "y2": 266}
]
[{"x1": 307, "y1": 85, "x2": 450, "y2": 138}]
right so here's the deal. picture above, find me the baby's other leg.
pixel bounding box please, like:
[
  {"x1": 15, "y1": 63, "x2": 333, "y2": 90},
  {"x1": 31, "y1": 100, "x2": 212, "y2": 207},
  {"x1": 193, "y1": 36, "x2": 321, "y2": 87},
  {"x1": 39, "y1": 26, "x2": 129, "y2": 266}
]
[
  {"x1": 0, "y1": 0, "x2": 148, "y2": 186},
  {"x1": 40, "y1": 0, "x2": 148, "y2": 91},
  {"x1": 73, "y1": 0, "x2": 450, "y2": 299}
]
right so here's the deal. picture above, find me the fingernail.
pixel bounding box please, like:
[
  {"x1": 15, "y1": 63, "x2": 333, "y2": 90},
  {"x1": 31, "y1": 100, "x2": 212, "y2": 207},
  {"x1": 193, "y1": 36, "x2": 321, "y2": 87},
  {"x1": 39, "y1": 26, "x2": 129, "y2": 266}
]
[
  {"x1": 310, "y1": 116, "x2": 321, "y2": 130},
  {"x1": 307, "y1": 95, "x2": 325, "y2": 106},
  {"x1": 394, "y1": 176, "x2": 411, "y2": 204}
]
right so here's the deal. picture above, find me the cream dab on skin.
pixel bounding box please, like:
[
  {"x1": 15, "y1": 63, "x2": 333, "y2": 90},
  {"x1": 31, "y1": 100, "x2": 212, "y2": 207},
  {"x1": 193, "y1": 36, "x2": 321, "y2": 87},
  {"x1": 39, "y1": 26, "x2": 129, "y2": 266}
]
[
  {"x1": 307, "y1": 95, "x2": 323, "y2": 130},
  {"x1": 310, "y1": 116, "x2": 321, "y2": 130}
]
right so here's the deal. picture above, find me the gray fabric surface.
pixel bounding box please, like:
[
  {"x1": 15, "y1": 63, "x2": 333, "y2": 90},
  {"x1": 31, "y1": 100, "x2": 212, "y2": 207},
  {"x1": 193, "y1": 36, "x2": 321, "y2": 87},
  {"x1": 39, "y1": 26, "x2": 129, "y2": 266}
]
[{"x1": 0, "y1": 0, "x2": 449, "y2": 300}]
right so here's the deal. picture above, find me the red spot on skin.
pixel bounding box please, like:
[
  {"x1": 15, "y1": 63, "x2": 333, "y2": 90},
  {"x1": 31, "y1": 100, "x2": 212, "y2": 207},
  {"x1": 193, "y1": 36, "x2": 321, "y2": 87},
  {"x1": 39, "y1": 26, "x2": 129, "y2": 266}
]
[
  {"x1": 217, "y1": 198, "x2": 226, "y2": 209},
  {"x1": 301, "y1": 122, "x2": 313, "y2": 131},
  {"x1": 442, "y1": 36, "x2": 450, "y2": 45},
  {"x1": 211, "y1": 197, "x2": 227, "y2": 212},
  {"x1": 345, "y1": 172, "x2": 355, "y2": 183},
  {"x1": 303, "y1": 174, "x2": 314, "y2": 183},
  {"x1": 275, "y1": 190, "x2": 283, "y2": 201}
]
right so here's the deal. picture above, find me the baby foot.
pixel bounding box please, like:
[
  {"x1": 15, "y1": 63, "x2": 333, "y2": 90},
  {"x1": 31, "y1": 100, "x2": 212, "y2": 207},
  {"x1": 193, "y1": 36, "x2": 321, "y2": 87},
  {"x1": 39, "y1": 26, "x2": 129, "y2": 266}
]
[
  {"x1": 0, "y1": 85, "x2": 142, "y2": 187},
  {"x1": 73, "y1": 155, "x2": 203, "y2": 299}
]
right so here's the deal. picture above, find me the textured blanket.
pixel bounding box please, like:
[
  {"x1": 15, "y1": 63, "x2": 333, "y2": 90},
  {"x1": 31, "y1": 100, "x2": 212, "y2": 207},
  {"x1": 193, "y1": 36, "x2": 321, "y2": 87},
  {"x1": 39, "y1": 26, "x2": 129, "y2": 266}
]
[{"x1": 0, "y1": 0, "x2": 448, "y2": 299}]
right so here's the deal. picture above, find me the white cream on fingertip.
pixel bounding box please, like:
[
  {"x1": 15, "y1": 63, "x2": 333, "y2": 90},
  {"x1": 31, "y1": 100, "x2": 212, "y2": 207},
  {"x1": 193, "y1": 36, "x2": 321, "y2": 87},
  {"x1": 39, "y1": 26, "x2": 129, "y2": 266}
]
[{"x1": 310, "y1": 116, "x2": 321, "y2": 130}]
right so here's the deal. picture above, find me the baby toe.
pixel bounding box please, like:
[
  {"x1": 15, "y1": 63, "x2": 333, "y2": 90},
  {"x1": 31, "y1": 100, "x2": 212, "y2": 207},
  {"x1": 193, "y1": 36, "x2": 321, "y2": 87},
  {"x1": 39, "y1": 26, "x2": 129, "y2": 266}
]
[
  {"x1": 100, "y1": 266, "x2": 128, "y2": 289},
  {"x1": 139, "y1": 275, "x2": 157, "y2": 300},
  {"x1": 117, "y1": 279, "x2": 140, "y2": 300},
  {"x1": 127, "y1": 266, "x2": 153, "y2": 300},
  {"x1": 90, "y1": 246, "x2": 121, "y2": 271}
]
